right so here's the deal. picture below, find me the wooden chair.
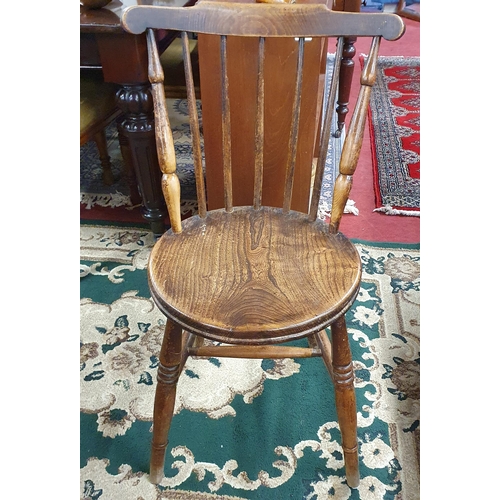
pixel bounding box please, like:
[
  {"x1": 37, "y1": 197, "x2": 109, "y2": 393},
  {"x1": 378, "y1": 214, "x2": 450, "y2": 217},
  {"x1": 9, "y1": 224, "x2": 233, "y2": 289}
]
[
  {"x1": 122, "y1": 2, "x2": 404, "y2": 489},
  {"x1": 80, "y1": 70, "x2": 121, "y2": 185}
]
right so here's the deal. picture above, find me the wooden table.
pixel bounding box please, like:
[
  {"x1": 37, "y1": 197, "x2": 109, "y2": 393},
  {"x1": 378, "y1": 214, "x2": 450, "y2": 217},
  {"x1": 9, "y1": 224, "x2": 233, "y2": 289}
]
[{"x1": 81, "y1": 0, "x2": 195, "y2": 236}]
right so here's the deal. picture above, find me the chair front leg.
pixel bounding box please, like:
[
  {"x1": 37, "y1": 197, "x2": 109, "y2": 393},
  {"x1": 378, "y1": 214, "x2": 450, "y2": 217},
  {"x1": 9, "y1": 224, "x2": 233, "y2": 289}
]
[
  {"x1": 331, "y1": 315, "x2": 360, "y2": 488},
  {"x1": 150, "y1": 318, "x2": 183, "y2": 484}
]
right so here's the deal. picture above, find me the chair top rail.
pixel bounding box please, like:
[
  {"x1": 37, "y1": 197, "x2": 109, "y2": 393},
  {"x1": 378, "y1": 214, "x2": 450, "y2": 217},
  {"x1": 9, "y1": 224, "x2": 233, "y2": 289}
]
[{"x1": 122, "y1": 2, "x2": 405, "y2": 41}]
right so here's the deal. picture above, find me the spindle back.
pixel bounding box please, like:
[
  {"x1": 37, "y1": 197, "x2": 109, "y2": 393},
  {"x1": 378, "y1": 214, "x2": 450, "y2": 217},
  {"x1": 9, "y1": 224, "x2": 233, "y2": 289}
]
[{"x1": 122, "y1": 1, "x2": 405, "y2": 234}]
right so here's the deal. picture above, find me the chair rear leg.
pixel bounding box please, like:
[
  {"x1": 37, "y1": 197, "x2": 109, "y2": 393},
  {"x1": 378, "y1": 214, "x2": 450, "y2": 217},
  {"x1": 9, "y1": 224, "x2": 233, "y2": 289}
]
[
  {"x1": 93, "y1": 129, "x2": 114, "y2": 186},
  {"x1": 331, "y1": 315, "x2": 360, "y2": 488},
  {"x1": 118, "y1": 131, "x2": 143, "y2": 206},
  {"x1": 150, "y1": 318, "x2": 183, "y2": 484}
]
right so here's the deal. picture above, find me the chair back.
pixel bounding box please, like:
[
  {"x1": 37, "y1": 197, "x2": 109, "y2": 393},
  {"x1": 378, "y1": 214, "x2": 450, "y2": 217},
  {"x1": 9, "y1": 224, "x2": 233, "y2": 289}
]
[{"x1": 122, "y1": 1, "x2": 405, "y2": 233}]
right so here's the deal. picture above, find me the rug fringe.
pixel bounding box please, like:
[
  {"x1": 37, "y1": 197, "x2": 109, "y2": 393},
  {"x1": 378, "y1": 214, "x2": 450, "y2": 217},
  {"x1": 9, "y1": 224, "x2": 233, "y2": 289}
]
[
  {"x1": 344, "y1": 199, "x2": 359, "y2": 215},
  {"x1": 373, "y1": 205, "x2": 420, "y2": 217},
  {"x1": 81, "y1": 192, "x2": 200, "y2": 215},
  {"x1": 318, "y1": 199, "x2": 359, "y2": 220},
  {"x1": 81, "y1": 192, "x2": 132, "y2": 209}
]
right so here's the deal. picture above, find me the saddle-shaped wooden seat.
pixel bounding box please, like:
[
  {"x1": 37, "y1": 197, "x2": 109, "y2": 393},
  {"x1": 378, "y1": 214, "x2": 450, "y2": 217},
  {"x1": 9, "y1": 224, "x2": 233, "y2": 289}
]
[
  {"x1": 149, "y1": 207, "x2": 361, "y2": 342},
  {"x1": 122, "y1": 1, "x2": 405, "y2": 489}
]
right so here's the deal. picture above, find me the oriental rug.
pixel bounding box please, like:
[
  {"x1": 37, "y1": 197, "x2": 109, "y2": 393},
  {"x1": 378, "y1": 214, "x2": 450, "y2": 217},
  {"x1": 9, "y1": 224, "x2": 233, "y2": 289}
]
[
  {"x1": 363, "y1": 56, "x2": 420, "y2": 216},
  {"x1": 80, "y1": 222, "x2": 420, "y2": 499}
]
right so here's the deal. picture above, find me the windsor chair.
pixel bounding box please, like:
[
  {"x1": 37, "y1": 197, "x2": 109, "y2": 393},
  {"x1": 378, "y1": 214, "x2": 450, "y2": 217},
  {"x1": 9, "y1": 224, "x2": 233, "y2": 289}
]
[{"x1": 122, "y1": 1, "x2": 404, "y2": 488}]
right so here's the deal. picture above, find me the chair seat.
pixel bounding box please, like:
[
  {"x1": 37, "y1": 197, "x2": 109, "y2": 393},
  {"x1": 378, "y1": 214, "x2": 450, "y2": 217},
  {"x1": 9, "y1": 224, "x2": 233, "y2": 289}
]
[
  {"x1": 148, "y1": 206, "x2": 362, "y2": 344},
  {"x1": 80, "y1": 71, "x2": 119, "y2": 144}
]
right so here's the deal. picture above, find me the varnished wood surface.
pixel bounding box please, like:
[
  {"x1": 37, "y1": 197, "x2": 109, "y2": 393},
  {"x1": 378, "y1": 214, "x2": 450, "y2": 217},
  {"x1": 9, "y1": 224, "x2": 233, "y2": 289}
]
[
  {"x1": 396, "y1": 0, "x2": 420, "y2": 22},
  {"x1": 197, "y1": 0, "x2": 327, "y2": 213},
  {"x1": 309, "y1": 37, "x2": 344, "y2": 219},
  {"x1": 122, "y1": 2, "x2": 405, "y2": 40},
  {"x1": 122, "y1": 1, "x2": 404, "y2": 215},
  {"x1": 81, "y1": 0, "x2": 197, "y2": 33},
  {"x1": 187, "y1": 344, "x2": 323, "y2": 358},
  {"x1": 148, "y1": 207, "x2": 362, "y2": 343},
  {"x1": 329, "y1": 36, "x2": 380, "y2": 233},
  {"x1": 119, "y1": 3, "x2": 406, "y2": 487},
  {"x1": 198, "y1": 29, "x2": 323, "y2": 212},
  {"x1": 332, "y1": 0, "x2": 361, "y2": 11}
]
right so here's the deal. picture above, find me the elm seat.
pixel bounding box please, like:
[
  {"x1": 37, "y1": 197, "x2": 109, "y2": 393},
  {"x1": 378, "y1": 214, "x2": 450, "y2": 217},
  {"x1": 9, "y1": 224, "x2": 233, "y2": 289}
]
[
  {"x1": 149, "y1": 207, "x2": 362, "y2": 343},
  {"x1": 80, "y1": 70, "x2": 121, "y2": 185},
  {"x1": 121, "y1": 1, "x2": 405, "y2": 489}
]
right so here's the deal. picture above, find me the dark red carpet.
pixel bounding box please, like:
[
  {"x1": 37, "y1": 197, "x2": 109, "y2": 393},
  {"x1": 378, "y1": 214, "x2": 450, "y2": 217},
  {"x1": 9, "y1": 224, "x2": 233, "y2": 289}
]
[
  {"x1": 327, "y1": 12, "x2": 420, "y2": 243},
  {"x1": 364, "y1": 54, "x2": 420, "y2": 214}
]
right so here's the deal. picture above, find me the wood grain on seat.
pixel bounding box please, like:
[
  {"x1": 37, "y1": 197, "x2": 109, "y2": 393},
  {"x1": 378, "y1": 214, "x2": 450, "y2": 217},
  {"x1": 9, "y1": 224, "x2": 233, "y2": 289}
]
[{"x1": 149, "y1": 207, "x2": 361, "y2": 343}]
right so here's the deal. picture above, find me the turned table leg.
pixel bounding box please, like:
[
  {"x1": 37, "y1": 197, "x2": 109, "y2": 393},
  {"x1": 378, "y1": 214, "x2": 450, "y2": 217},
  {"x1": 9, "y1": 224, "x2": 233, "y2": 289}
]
[
  {"x1": 116, "y1": 84, "x2": 167, "y2": 237},
  {"x1": 117, "y1": 130, "x2": 143, "y2": 207},
  {"x1": 94, "y1": 32, "x2": 168, "y2": 236},
  {"x1": 334, "y1": 36, "x2": 357, "y2": 138},
  {"x1": 93, "y1": 128, "x2": 114, "y2": 186}
]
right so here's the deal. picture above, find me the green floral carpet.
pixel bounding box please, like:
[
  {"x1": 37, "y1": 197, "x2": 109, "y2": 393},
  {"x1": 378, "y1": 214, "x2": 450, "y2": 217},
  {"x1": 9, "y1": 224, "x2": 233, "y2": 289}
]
[{"x1": 80, "y1": 222, "x2": 420, "y2": 499}]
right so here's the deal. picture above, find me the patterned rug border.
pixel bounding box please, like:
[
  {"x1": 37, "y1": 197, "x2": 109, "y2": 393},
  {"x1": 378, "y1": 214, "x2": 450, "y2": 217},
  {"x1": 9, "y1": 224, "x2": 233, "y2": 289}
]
[
  {"x1": 363, "y1": 55, "x2": 420, "y2": 217},
  {"x1": 80, "y1": 219, "x2": 152, "y2": 230},
  {"x1": 80, "y1": 219, "x2": 420, "y2": 252}
]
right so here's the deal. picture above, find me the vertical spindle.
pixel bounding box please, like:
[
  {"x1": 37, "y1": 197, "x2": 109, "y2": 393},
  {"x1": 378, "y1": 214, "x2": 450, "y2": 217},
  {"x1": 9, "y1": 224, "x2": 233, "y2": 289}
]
[
  {"x1": 182, "y1": 31, "x2": 207, "y2": 219},
  {"x1": 283, "y1": 36, "x2": 305, "y2": 214},
  {"x1": 220, "y1": 35, "x2": 233, "y2": 212},
  {"x1": 308, "y1": 37, "x2": 344, "y2": 221},
  {"x1": 253, "y1": 37, "x2": 265, "y2": 210},
  {"x1": 146, "y1": 28, "x2": 182, "y2": 233}
]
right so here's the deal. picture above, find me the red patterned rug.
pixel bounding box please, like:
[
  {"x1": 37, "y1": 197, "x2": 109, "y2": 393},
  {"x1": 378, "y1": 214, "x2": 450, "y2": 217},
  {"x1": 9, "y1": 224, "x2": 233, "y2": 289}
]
[{"x1": 363, "y1": 55, "x2": 420, "y2": 216}]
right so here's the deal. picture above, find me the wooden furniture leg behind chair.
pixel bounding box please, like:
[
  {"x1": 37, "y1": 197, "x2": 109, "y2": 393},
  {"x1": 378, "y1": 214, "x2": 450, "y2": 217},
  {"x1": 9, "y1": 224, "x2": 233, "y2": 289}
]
[
  {"x1": 122, "y1": 2, "x2": 405, "y2": 489},
  {"x1": 80, "y1": 70, "x2": 121, "y2": 185},
  {"x1": 332, "y1": 0, "x2": 361, "y2": 138},
  {"x1": 81, "y1": 69, "x2": 143, "y2": 206}
]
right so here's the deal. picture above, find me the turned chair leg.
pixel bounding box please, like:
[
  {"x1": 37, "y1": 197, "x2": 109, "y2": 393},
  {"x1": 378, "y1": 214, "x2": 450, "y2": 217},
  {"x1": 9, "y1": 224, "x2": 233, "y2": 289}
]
[
  {"x1": 93, "y1": 128, "x2": 114, "y2": 186},
  {"x1": 331, "y1": 315, "x2": 360, "y2": 488},
  {"x1": 150, "y1": 319, "x2": 183, "y2": 484}
]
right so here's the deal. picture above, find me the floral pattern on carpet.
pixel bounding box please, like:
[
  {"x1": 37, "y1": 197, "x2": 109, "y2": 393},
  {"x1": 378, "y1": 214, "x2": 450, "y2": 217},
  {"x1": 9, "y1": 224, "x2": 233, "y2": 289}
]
[{"x1": 81, "y1": 224, "x2": 419, "y2": 499}]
